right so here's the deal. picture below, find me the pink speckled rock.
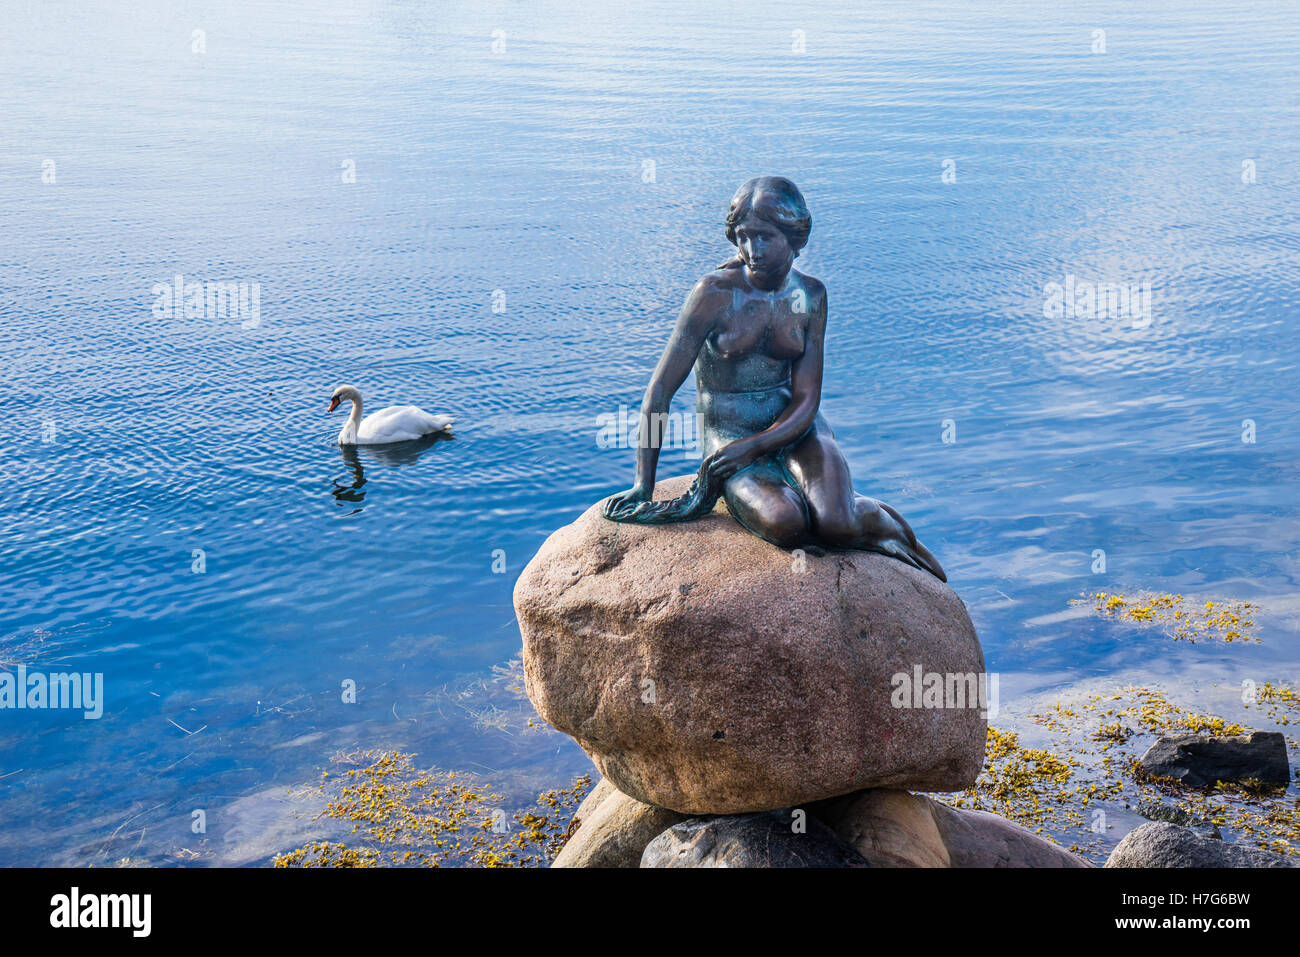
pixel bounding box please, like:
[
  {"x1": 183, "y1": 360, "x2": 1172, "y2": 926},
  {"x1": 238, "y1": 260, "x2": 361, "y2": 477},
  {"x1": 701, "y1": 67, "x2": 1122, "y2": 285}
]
[{"x1": 515, "y1": 475, "x2": 987, "y2": 815}]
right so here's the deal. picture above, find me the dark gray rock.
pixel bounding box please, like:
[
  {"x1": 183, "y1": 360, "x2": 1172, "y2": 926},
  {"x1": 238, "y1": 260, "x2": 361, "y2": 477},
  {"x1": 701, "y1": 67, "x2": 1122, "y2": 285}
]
[
  {"x1": 1105, "y1": 822, "x2": 1297, "y2": 868},
  {"x1": 1138, "y1": 732, "x2": 1289, "y2": 788},
  {"x1": 640, "y1": 810, "x2": 869, "y2": 868}
]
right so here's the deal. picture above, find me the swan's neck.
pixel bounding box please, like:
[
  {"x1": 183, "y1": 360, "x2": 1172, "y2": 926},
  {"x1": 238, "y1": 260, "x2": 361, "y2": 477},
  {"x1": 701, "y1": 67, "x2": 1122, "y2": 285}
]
[{"x1": 347, "y1": 395, "x2": 363, "y2": 430}]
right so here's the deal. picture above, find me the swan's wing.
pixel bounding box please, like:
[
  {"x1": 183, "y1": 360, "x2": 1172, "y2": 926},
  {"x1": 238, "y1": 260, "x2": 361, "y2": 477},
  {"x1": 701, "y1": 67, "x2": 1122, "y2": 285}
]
[
  {"x1": 399, "y1": 407, "x2": 453, "y2": 433},
  {"x1": 356, "y1": 406, "x2": 454, "y2": 443}
]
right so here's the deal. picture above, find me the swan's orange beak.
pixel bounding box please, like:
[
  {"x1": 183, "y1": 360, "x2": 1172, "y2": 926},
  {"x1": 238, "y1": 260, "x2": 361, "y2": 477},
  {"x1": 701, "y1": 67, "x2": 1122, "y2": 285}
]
[{"x1": 327, "y1": 397, "x2": 340, "y2": 412}]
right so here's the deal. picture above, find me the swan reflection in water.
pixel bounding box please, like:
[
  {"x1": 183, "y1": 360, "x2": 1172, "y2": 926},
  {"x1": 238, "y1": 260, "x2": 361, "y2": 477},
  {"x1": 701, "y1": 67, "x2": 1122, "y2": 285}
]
[{"x1": 331, "y1": 433, "x2": 453, "y2": 512}]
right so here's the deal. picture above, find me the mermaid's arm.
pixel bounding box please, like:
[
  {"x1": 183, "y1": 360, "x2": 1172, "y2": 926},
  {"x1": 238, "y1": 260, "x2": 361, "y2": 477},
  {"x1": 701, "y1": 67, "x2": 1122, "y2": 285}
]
[
  {"x1": 629, "y1": 278, "x2": 724, "y2": 490},
  {"x1": 749, "y1": 285, "x2": 826, "y2": 455},
  {"x1": 604, "y1": 278, "x2": 723, "y2": 520}
]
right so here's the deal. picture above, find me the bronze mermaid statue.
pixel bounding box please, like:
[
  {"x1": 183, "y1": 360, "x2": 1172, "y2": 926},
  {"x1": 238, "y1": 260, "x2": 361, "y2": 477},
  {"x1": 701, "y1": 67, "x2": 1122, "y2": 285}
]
[{"x1": 603, "y1": 176, "x2": 946, "y2": 582}]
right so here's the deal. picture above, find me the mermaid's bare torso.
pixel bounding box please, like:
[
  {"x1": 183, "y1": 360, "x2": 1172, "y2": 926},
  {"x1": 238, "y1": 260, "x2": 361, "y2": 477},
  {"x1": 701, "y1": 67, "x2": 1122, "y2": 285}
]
[{"x1": 694, "y1": 278, "x2": 831, "y2": 457}]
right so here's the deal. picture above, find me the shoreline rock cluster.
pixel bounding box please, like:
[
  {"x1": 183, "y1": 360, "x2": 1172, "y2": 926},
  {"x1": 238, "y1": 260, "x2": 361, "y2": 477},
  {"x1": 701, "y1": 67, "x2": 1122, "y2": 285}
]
[
  {"x1": 1106, "y1": 731, "x2": 1295, "y2": 867},
  {"x1": 1106, "y1": 822, "x2": 1296, "y2": 868},
  {"x1": 515, "y1": 476, "x2": 1292, "y2": 868},
  {"x1": 555, "y1": 780, "x2": 1091, "y2": 868},
  {"x1": 516, "y1": 476, "x2": 1093, "y2": 867}
]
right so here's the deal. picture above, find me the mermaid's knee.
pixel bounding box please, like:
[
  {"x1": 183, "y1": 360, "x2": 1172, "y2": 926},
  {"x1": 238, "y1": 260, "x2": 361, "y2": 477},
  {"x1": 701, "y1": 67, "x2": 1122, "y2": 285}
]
[
  {"x1": 729, "y1": 489, "x2": 809, "y2": 549},
  {"x1": 755, "y1": 511, "x2": 809, "y2": 549}
]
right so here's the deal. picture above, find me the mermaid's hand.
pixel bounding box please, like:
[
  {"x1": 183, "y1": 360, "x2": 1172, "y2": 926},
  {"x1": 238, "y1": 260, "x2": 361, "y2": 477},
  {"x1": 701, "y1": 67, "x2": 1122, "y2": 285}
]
[
  {"x1": 603, "y1": 484, "x2": 652, "y2": 520},
  {"x1": 703, "y1": 438, "x2": 761, "y2": 483}
]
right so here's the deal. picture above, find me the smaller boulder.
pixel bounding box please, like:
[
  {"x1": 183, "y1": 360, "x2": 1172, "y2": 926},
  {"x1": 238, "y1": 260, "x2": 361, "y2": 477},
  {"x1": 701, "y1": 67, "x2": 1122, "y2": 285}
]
[
  {"x1": 571, "y1": 777, "x2": 617, "y2": 823},
  {"x1": 640, "y1": 811, "x2": 869, "y2": 868},
  {"x1": 811, "y1": 789, "x2": 1092, "y2": 868},
  {"x1": 927, "y1": 801, "x2": 1094, "y2": 868},
  {"x1": 1105, "y1": 822, "x2": 1297, "y2": 868},
  {"x1": 809, "y1": 789, "x2": 950, "y2": 867},
  {"x1": 553, "y1": 786, "x2": 685, "y2": 868},
  {"x1": 1137, "y1": 731, "x2": 1289, "y2": 787}
]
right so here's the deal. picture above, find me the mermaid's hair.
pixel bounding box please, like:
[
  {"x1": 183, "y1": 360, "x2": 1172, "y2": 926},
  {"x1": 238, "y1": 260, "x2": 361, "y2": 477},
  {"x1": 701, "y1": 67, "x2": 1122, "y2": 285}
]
[{"x1": 718, "y1": 176, "x2": 812, "y2": 269}]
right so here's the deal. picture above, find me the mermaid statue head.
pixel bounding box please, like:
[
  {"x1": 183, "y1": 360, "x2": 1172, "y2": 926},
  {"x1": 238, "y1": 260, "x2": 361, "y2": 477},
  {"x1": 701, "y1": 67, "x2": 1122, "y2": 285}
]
[{"x1": 723, "y1": 176, "x2": 812, "y2": 263}]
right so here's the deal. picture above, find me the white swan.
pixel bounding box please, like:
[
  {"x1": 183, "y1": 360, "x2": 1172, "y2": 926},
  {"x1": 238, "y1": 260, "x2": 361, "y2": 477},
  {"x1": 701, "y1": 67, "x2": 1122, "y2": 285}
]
[{"x1": 327, "y1": 384, "x2": 454, "y2": 445}]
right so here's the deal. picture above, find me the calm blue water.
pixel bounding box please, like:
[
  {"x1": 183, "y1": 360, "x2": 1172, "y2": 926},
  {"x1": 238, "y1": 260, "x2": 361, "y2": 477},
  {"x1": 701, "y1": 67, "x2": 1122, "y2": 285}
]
[{"x1": 2, "y1": 0, "x2": 1298, "y2": 865}]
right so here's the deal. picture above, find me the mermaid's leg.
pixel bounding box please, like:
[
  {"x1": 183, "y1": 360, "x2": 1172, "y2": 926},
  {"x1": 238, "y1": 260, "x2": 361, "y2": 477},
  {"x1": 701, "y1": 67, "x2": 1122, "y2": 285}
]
[
  {"x1": 720, "y1": 457, "x2": 811, "y2": 548},
  {"x1": 783, "y1": 425, "x2": 947, "y2": 581}
]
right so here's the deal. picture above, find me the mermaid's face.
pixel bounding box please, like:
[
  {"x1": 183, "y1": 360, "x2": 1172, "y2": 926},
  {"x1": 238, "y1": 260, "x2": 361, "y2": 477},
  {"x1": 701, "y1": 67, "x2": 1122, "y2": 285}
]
[{"x1": 733, "y1": 213, "x2": 794, "y2": 284}]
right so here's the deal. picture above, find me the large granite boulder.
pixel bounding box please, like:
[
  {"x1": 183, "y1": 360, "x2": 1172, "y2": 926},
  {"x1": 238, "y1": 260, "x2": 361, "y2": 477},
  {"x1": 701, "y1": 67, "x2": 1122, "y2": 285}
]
[
  {"x1": 1137, "y1": 732, "x2": 1289, "y2": 788},
  {"x1": 1105, "y1": 822, "x2": 1298, "y2": 868},
  {"x1": 516, "y1": 475, "x2": 987, "y2": 815},
  {"x1": 640, "y1": 811, "x2": 869, "y2": 868}
]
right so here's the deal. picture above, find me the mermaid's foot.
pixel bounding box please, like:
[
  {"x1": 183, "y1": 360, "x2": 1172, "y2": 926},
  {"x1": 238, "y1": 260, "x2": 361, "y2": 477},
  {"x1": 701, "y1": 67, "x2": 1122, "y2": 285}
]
[
  {"x1": 867, "y1": 538, "x2": 946, "y2": 582},
  {"x1": 909, "y1": 538, "x2": 947, "y2": 583},
  {"x1": 864, "y1": 500, "x2": 947, "y2": 582}
]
